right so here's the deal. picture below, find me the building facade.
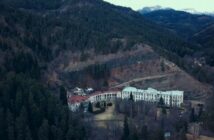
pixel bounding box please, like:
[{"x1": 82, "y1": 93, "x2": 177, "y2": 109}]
[
  {"x1": 87, "y1": 91, "x2": 121, "y2": 103},
  {"x1": 122, "y1": 87, "x2": 184, "y2": 107},
  {"x1": 68, "y1": 87, "x2": 184, "y2": 111}
]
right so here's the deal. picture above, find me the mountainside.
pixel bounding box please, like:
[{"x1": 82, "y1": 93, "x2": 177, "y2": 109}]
[
  {"x1": 0, "y1": 0, "x2": 201, "y2": 85},
  {"x1": 139, "y1": 6, "x2": 172, "y2": 14},
  {"x1": 141, "y1": 9, "x2": 214, "y2": 67},
  {"x1": 193, "y1": 24, "x2": 214, "y2": 47},
  {"x1": 142, "y1": 9, "x2": 214, "y2": 39},
  {"x1": 192, "y1": 24, "x2": 214, "y2": 65}
]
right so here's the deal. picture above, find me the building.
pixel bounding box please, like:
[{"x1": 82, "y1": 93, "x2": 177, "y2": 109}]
[
  {"x1": 87, "y1": 90, "x2": 121, "y2": 103},
  {"x1": 68, "y1": 90, "x2": 121, "y2": 111},
  {"x1": 122, "y1": 87, "x2": 183, "y2": 107},
  {"x1": 72, "y1": 87, "x2": 85, "y2": 96},
  {"x1": 68, "y1": 95, "x2": 89, "y2": 111},
  {"x1": 68, "y1": 87, "x2": 184, "y2": 111}
]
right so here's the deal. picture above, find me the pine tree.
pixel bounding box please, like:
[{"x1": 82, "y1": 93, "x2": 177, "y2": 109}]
[
  {"x1": 161, "y1": 60, "x2": 165, "y2": 72},
  {"x1": 204, "y1": 93, "x2": 214, "y2": 132},
  {"x1": 25, "y1": 126, "x2": 33, "y2": 140},
  {"x1": 88, "y1": 102, "x2": 93, "y2": 113},
  {"x1": 155, "y1": 128, "x2": 164, "y2": 140},
  {"x1": 6, "y1": 109, "x2": 15, "y2": 140},
  {"x1": 122, "y1": 116, "x2": 129, "y2": 140},
  {"x1": 132, "y1": 132, "x2": 139, "y2": 140},
  {"x1": 60, "y1": 86, "x2": 67, "y2": 105},
  {"x1": 38, "y1": 119, "x2": 49, "y2": 140},
  {"x1": 190, "y1": 108, "x2": 195, "y2": 122},
  {"x1": 16, "y1": 107, "x2": 28, "y2": 140},
  {"x1": 141, "y1": 125, "x2": 148, "y2": 140},
  {"x1": 158, "y1": 97, "x2": 165, "y2": 106},
  {"x1": 0, "y1": 108, "x2": 6, "y2": 139},
  {"x1": 66, "y1": 126, "x2": 74, "y2": 140},
  {"x1": 129, "y1": 93, "x2": 134, "y2": 101}
]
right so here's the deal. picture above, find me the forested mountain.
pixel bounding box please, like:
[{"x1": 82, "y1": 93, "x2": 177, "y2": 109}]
[
  {"x1": 141, "y1": 9, "x2": 214, "y2": 66},
  {"x1": 0, "y1": 0, "x2": 214, "y2": 140},
  {"x1": 138, "y1": 6, "x2": 171, "y2": 14},
  {"x1": 192, "y1": 24, "x2": 214, "y2": 65},
  {"x1": 141, "y1": 9, "x2": 214, "y2": 39},
  {"x1": 192, "y1": 24, "x2": 214, "y2": 48},
  {"x1": 1, "y1": 0, "x2": 202, "y2": 86}
]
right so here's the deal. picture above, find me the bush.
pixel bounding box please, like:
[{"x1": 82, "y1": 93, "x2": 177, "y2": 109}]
[{"x1": 107, "y1": 103, "x2": 112, "y2": 106}]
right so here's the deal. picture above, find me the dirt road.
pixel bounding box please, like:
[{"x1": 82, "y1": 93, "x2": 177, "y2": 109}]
[{"x1": 111, "y1": 72, "x2": 176, "y2": 88}]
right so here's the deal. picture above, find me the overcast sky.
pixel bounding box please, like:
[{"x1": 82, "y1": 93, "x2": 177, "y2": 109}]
[{"x1": 104, "y1": 0, "x2": 214, "y2": 12}]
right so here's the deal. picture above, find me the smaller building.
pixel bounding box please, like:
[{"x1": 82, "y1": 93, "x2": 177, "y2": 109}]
[
  {"x1": 68, "y1": 95, "x2": 88, "y2": 111},
  {"x1": 85, "y1": 88, "x2": 94, "y2": 94},
  {"x1": 72, "y1": 87, "x2": 86, "y2": 96}
]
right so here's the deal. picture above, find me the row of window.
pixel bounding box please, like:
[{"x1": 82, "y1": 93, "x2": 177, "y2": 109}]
[
  {"x1": 122, "y1": 92, "x2": 183, "y2": 101},
  {"x1": 95, "y1": 93, "x2": 117, "y2": 101}
]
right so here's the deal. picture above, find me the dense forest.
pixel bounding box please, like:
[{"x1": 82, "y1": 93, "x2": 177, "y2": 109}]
[
  {"x1": 142, "y1": 9, "x2": 214, "y2": 66},
  {"x1": 0, "y1": 73, "x2": 87, "y2": 140}
]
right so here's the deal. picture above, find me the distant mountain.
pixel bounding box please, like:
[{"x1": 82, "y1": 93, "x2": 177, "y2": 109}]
[
  {"x1": 139, "y1": 6, "x2": 172, "y2": 14},
  {"x1": 141, "y1": 9, "x2": 214, "y2": 39},
  {"x1": 139, "y1": 6, "x2": 214, "y2": 16},
  {"x1": 183, "y1": 8, "x2": 214, "y2": 16}
]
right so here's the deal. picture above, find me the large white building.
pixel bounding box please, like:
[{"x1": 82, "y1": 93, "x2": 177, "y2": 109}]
[
  {"x1": 122, "y1": 87, "x2": 184, "y2": 107},
  {"x1": 68, "y1": 87, "x2": 184, "y2": 111}
]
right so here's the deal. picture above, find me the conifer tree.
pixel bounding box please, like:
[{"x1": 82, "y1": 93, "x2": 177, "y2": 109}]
[
  {"x1": 129, "y1": 93, "x2": 134, "y2": 101},
  {"x1": 88, "y1": 102, "x2": 93, "y2": 113},
  {"x1": 38, "y1": 119, "x2": 49, "y2": 140},
  {"x1": 122, "y1": 116, "x2": 129, "y2": 140},
  {"x1": 60, "y1": 86, "x2": 67, "y2": 105},
  {"x1": 16, "y1": 107, "x2": 28, "y2": 140},
  {"x1": 141, "y1": 125, "x2": 148, "y2": 140},
  {"x1": 6, "y1": 109, "x2": 15, "y2": 140}
]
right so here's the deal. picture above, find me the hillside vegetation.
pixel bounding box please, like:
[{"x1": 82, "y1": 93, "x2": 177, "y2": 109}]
[{"x1": 141, "y1": 9, "x2": 214, "y2": 66}]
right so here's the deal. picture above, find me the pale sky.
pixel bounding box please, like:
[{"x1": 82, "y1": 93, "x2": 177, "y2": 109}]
[{"x1": 104, "y1": 0, "x2": 214, "y2": 12}]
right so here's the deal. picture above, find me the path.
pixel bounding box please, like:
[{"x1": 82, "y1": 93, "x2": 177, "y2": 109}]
[{"x1": 111, "y1": 72, "x2": 176, "y2": 88}]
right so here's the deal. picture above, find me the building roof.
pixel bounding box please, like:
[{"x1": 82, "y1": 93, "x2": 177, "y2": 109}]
[
  {"x1": 123, "y1": 86, "x2": 183, "y2": 96},
  {"x1": 68, "y1": 90, "x2": 121, "y2": 104},
  {"x1": 68, "y1": 95, "x2": 88, "y2": 104},
  {"x1": 90, "y1": 90, "x2": 120, "y2": 96},
  {"x1": 123, "y1": 87, "x2": 138, "y2": 92}
]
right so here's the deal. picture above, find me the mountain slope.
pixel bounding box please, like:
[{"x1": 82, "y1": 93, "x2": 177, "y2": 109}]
[
  {"x1": 0, "y1": 0, "x2": 198, "y2": 80},
  {"x1": 142, "y1": 9, "x2": 214, "y2": 39},
  {"x1": 140, "y1": 9, "x2": 214, "y2": 67},
  {"x1": 0, "y1": 0, "x2": 213, "y2": 87},
  {"x1": 138, "y1": 6, "x2": 171, "y2": 14},
  {"x1": 192, "y1": 24, "x2": 214, "y2": 65}
]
